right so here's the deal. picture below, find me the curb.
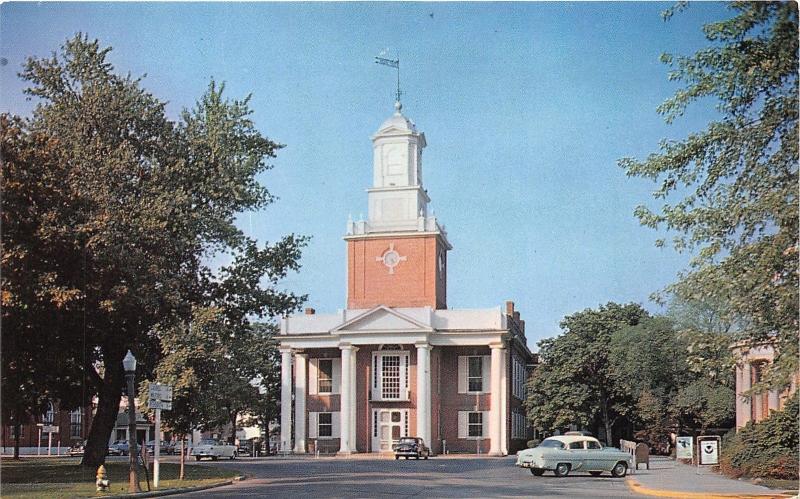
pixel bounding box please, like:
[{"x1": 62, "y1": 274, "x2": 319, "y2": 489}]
[
  {"x1": 625, "y1": 476, "x2": 793, "y2": 499},
  {"x1": 108, "y1": 475, "x2": 245, "y2": 498}
]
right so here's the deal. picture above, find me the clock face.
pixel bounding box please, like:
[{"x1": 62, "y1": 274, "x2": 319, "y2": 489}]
[{"x1": 383, "y1": 250, "x2": 401, "y2": 267}]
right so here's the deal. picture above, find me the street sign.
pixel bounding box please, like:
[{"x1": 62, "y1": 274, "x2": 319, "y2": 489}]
[
  {"x1": 42, "y1": 425, "x2": 59, "y2": 433},
  {"x1": 149, "y1": 383, "x2": 173, "y2": 411},
  {"x1": 149, "y1": 384, "x2": 173, "y2": 401},
  {"x1": 676, "y1": 436, "x2": 693, "y2": 459},
  {"x1": 148, "y1": 399, "x2": 172, "y2": 410},
  {"x1": 698, "y1": 436, "x2": 721, "y2": 466}
]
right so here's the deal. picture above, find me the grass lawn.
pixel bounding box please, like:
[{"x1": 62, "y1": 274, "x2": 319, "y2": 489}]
[
  {"x1": 758, "y1": 478, "x2": 799, "y2": 492},
  {"x1": 0, "y1": 457, "x2": 239, "y2": 498}
]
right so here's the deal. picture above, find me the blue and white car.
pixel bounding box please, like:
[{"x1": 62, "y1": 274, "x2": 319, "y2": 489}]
[{"x1": 516, "y1": 436, "x2": 632, "y2": 477}]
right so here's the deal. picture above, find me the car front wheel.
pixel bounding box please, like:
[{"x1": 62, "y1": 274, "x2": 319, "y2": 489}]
[
  {"x1": 530, "y1": 468, "x2": 545, "y2": 476},
  {"x1": 554, "y1": 463, "x2": 570, "y2": 477},
  {"x1": 611, "y1": 462, "x2": 628, "y2": 478},
  {"x1": 195, "y1": 456, "x2": 201, "y2": 461}
]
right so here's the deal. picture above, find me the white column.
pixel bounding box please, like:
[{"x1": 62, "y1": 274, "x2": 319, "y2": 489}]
[
  {"x1": 500, "y1": 350, "x2": 508, "y2": 455},
  {"x1": 338, "y1": 345, "x2": 353, "y2": 454},
  {"x1": 416, "y1": 344, "x2": 431, "y2": 447},
  {"x1": 739, "y1": 362, "x2": 752, "y2": 428},
  {"x1": 489, "y1": 344, "x2": 504, "y2": 455},
  {"x1": 349, "y1": 347, "x2": 358, "y2": 452},
  {"x1": 294, "y1": 353, "x2": 308, "y2": 453},
  {"x1": 280, "y1": 348, "x2": 293, "y2": 452}
]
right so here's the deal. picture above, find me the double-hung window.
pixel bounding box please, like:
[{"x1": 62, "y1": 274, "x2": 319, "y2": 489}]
[
  {"x1": 318, "y1": 359, "x2": 333, "y2": 394},
  {"x1": 70, "y1": 409, "x2": 82, "y2": 438},
  {"x1": 459, "y1": 355, "x2": 489, "y2": 394},
  {"x1": 468, "y1": 412, "x2": 483, "y2": 437},
  {"x1": 468, "y1": 357, "x2": 483, "y2": 392},
  {"x1": 318, "y1": 413, "x2": 332, "y2": 437}
]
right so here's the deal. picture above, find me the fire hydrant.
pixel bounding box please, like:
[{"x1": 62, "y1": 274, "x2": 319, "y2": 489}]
[{"x1": 96, "y1": 465, "x2": 110, "y2": 492}]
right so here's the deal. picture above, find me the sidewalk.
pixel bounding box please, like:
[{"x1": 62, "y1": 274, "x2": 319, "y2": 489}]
[{"x1": 626, "y1": 456, "x2": 796, "y2": 498}]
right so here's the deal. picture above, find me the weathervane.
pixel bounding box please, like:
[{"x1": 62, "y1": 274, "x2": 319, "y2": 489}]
[{"x1": 375, "y1": 50, "x2": 402, "y2": 109}]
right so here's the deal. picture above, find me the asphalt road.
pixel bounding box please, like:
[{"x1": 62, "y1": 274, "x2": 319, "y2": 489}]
[{"x1": 172, "y1": 456, "x2": 640, "y2": 498}]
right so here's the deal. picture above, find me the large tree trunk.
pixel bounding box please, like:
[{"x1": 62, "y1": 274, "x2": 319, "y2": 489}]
[
  {"x1": 81, "y1": 347, "x2": 125, "y2": 467},
  {"x1": 601, "y1": 396, "x2": 612, "y2": 447}
]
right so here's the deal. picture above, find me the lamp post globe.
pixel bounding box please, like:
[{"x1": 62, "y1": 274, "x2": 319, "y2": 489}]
[
  {"x1": 123, "y1": 350, "x2": 137, "y2": 373},
  {"x1": 123, "y1": 350, "x2": 140, "y2": 493}
]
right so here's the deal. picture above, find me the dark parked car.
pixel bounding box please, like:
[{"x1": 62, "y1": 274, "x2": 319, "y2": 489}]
[
  {"x1": 109, "y1": 440, "x2": 130, "y2": 456},
  {"x1": 393, "y1": 437, "x2": 431, "y2": 460}
]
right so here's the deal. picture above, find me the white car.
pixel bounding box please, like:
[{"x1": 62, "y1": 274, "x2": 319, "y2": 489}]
[
  {"x1": 191, "y1": 438, "x2": 237, "y2": 461},
  {"x1": 516, "y1": 435, "x2": 632, "y2": 477}
]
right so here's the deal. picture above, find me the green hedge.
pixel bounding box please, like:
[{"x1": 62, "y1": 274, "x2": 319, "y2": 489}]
[{"x1": 719, "y1": 392, "x2": 798, "y2": 479}]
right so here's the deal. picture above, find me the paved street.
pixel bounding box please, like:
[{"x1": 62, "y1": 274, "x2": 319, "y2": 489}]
[{"x1": 172, "y1": 455, "x2": 639, "y2": 498}]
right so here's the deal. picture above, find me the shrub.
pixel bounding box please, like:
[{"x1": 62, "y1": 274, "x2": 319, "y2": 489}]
[{"x1": 719, "y1": 392, "x2": 799, "y2": 479}]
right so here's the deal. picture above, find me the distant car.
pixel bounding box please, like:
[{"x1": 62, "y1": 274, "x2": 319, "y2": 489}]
[
  {"x1": 237, "y1": 439, "x2": 257, "y2": 456},
  {"x1": 516, "y1": 436, "x2": 631, "y2": 477},
  {"x1": 393, "y1": 437, "x2": 431, "y2": 460},
  {"x1": 67, "y1": 441, "x2": 86, "y2": 457},
  {"x1": 191, "y1": 438, "x2": 237, "y2": 461},
  {"x1": 146, "y1": 440, "x2": 175, "y2": 455},
  {"x1": 109, "y1": 440, "x2": 130, "y2": 456}
]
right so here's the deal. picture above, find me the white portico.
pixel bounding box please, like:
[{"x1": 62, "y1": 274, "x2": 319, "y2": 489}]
[{"x1": 278, "y1": 305, "x2": 530, "y2": 455}]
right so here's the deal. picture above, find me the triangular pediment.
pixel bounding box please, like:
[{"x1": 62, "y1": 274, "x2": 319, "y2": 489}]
[{"x1": 332, "y1": 306, "x2": 433, "y2": 333}]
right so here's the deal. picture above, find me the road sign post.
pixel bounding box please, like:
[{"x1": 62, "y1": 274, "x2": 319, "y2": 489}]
[{"x1": 148, "y1": 383, "x2": 172, "y2": 489}]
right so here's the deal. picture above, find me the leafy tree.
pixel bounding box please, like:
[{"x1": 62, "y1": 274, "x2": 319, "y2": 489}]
[
  {"x1": 608, "y1": 315, "x2": 734, "y2": 447},
  {"x1": 1, "y1": 114, "x2": 81, "y2": 458},
  {"x1": 525, "y1": 303, "x2": 648, "y2": 444},
  {"x1": 2, "y1": 35, "x2": 306, "y2": 467},
  {"x1": 620, "y1": 2, "x2": 798, "y2": 388}
]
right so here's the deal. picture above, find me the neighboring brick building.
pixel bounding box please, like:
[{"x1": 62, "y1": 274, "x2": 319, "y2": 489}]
[
  {"x1": 278, "y1": 101, "x2": 534, "y2": 456},
  {"x1": 1, "y1": 401, "x2": 92, "y2": 454},
  {"x1": 732, "y1": 342, "x2": 798, "y2": 429}
]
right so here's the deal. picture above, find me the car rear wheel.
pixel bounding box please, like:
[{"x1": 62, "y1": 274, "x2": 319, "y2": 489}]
[
  {"x1": 589, "y1": 471, "x2": 602, "y2": 477},
  {"x1": 195, "y1": 456, "x2": 201, "y2": 461},
  {"x1": 611, "y1": 462, "x2": 628, "y2": 478},
  {"x1": 530, "y1": 468, "x2": 545, "y2": 476},
  {"x1": 554, "y1": 463, "x2": 570, "y2": 477},
  {"x1": 395, "y1": 456, "x2": 399, "y2": 460}
]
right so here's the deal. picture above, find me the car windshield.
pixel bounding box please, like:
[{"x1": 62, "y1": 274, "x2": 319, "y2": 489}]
[
  {"x1": 398, "y1": 438, "x2": 417, "y2": 443},
  {"x1": 199, "y1": 439, "x2": 218, "y2": 445},
  {"x1": 539, "y1": 439, "x2": 565, "y2": 449}
]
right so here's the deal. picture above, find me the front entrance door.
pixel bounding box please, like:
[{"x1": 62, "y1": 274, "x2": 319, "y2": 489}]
[{"x1": 371, "y1": 409, "x2": 408, "y2": 452}]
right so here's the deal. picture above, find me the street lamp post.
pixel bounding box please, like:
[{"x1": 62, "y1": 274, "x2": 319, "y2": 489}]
[{"x1": 123, "y1": 350, "x2": 140, "y2": 493}]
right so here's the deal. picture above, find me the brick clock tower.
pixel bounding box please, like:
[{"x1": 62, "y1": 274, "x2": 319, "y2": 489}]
[{"x1": 345, "y1": 102, "x2": 451, "y2": 310}]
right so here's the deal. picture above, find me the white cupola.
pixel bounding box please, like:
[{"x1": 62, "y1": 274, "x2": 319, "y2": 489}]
[{"x1": 366, "y1": 102, "x2": 430, "y2": 231}]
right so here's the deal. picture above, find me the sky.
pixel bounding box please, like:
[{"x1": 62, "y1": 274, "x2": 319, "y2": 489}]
[{"x1": 0, "y1": 1, "x2": 733, "y2": 351}]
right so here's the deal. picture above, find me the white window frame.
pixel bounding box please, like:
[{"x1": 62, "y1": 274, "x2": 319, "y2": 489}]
[
  {"x1": 458, "y1": 410, "x2": 489, "y2": 440},
  {"x1": 318, "y1": 412, "x2": 333, "y2": 438},
  {"x1": 458, "y1": 355, "x2": 490, "y2": 394},
  {"x1": 318, "y1": 359, "x2": 334, "y2": 394},
  {"x1": 309, "y1": 411, "x2": 340, "y2": 440},
  {"x1": 309, "y1": 358, "x2": 340, "y2": 395},
  {"x1": 372, "y1": 351, "x2": 410, "y2": 401},
  {"x1": 468, "y1": 412, "x2": 484, "y2": 438}
]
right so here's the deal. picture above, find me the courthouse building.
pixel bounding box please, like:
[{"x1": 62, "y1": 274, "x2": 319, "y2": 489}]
[{"x1": 277, "y1": 101, "x2": 534, "y2": 455}]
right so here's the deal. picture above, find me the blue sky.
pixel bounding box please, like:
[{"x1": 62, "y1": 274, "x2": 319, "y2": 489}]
[{"x1": 0, "y1": 2, "x2": 731, "y2": 350}]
